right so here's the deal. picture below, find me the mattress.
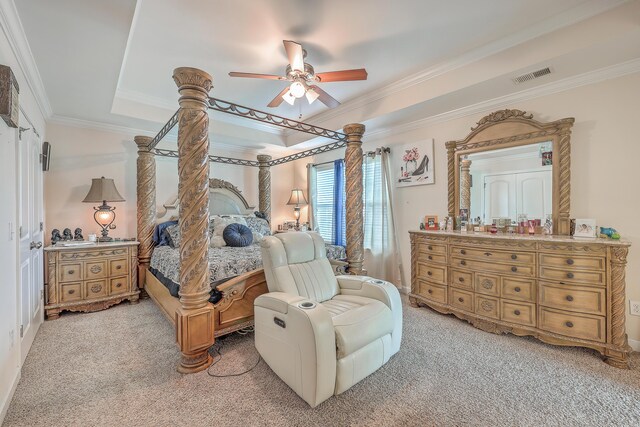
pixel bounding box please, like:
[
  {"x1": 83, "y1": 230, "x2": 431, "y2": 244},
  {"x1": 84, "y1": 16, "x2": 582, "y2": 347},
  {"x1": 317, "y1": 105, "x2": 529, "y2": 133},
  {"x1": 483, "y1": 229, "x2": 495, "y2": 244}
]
[{"x1": 149, "y1": 243, "x2": 346, "y2": 303}]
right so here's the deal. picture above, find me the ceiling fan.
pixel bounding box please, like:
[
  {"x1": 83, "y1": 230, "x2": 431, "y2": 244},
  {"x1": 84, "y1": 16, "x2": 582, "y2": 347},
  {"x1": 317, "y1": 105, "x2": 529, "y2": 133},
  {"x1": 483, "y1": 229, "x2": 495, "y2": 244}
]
[{"x1": 229, "y1": 40, "x2": 367, "y2": 109}]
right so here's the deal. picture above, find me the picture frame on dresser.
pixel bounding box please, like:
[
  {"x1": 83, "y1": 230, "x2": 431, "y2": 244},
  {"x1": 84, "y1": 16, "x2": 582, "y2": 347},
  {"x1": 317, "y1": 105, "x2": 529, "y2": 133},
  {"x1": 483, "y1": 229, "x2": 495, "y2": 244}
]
[{"x1": 409, "y1": 109, "x2": 632, "y2": 369}]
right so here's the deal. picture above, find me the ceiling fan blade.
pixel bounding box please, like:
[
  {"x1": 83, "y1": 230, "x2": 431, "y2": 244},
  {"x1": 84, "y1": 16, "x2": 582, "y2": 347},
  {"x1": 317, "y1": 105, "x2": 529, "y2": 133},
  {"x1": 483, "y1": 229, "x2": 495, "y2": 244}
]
[
  {"x1": 267, "y1": 86, "x2": 292, "y2": 108},
  {"x1": 309, "y1": 85, "x2": 340, "y2": 108},
  {"x1": 283, "y1": 40, "x2": 305, "y2": 72},
  {"x1": 315, "y1": 68, "x2": 368, "y2": 82},
  {"x1": 229, "y1": 72, "x2": 287, "y2": 80}
]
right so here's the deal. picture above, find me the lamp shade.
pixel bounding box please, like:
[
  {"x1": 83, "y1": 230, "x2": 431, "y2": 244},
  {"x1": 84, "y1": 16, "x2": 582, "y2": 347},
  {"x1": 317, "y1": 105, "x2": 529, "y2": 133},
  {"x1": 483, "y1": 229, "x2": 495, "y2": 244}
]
[
  {"x1": 82, "y1": 177, "x2": 125, "y2": 203},
  {"x1": 287, "y1": 189, "x2": 307, "y2": 206}
]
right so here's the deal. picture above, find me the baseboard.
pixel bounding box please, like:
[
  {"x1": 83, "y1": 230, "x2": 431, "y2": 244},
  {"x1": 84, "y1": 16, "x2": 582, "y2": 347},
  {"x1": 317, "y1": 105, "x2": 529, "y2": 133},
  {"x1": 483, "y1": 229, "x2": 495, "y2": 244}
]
[
  {"x1": 0, "y1": 368, "x2": 21, "y2": 425},
  {"x1": 629, "y1": 338, "x2": 640, "y2": 352}
]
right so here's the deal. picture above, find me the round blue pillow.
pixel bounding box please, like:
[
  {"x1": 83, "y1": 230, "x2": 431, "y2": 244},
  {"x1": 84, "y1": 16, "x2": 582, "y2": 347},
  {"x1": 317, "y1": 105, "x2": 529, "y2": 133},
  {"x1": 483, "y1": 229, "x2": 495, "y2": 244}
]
[{"x1": 223, "y1": 223, "x2": 253, "y2": 247}]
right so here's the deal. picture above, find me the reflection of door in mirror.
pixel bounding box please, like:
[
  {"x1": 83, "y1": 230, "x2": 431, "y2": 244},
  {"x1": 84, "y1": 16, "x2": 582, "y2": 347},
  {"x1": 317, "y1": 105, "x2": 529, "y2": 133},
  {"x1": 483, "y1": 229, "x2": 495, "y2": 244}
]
[{"x1": 467, "y1": 142, "x2": 552, "y2": 224}]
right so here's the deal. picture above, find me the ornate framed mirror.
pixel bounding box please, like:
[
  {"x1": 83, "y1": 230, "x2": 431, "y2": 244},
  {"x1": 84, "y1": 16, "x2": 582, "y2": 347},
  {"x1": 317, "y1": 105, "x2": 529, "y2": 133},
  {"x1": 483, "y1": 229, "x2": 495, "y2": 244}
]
[{"x1": 445, "y1": 109, "x2": 574, "y2": 234}]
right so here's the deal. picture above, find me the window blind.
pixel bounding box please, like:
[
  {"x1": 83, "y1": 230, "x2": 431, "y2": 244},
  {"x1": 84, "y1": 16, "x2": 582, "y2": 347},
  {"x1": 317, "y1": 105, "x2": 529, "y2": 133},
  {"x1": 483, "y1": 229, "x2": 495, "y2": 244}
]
[{"x1": 315, "y1": 164, "x2": 335, "y2": 244}]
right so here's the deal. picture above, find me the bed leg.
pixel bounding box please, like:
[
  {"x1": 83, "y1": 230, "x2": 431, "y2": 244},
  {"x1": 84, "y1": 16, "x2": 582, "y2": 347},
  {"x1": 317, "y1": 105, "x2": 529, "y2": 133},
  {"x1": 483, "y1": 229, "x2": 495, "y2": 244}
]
[{"x1": 176, "y1": 305, "x2": 215, "y2": 373}]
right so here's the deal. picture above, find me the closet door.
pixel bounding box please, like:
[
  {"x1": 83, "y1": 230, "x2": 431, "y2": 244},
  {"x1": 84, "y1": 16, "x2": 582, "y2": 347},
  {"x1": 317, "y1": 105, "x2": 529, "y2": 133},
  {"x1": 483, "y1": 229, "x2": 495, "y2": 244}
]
[
  {"x1": 516, "y1": 170, "x2": 552, "y2": 220},
  {"x1": 483, "y1": 174, "x2": 516, "y2": 223},
  {"x1": 17, "y1": 123, "x2": 44, "y2": 364}
]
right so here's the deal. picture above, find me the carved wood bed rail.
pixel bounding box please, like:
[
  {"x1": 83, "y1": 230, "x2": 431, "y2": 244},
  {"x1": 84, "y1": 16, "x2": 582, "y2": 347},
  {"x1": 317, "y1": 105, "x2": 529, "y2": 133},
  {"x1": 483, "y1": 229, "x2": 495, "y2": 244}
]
[{"x1": 134, "y1": 67, "x2": 366, "y2": 373}]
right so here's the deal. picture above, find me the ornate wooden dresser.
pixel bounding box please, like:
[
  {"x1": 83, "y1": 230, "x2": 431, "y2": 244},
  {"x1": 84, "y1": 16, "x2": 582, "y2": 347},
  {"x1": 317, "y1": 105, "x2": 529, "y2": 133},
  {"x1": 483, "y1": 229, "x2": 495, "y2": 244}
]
[
  {"x1": 44, "y1": 241, "x2": 139, "y2": 319},
  {"x1": 409, "y1": 230, "x2": 632, "y2": 368}
]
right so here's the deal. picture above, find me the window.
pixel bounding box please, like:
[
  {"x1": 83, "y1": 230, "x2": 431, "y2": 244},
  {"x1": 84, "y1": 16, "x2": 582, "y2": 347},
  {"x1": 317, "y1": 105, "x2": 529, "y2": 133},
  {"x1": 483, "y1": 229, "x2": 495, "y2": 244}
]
[
  {"x1": 313, "y1": 162, "x2": 346, "y2": 245},
  {"x1": 363, "y1": 155, "x2": 385, "y2": 250}
]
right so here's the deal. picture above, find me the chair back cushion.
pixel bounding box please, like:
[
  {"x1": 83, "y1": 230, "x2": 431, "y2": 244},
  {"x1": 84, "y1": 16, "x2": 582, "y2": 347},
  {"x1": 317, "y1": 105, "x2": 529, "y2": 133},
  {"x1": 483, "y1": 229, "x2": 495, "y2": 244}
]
[{"x1": 261, "y1": 232, "x2": 339, "y2": 302}]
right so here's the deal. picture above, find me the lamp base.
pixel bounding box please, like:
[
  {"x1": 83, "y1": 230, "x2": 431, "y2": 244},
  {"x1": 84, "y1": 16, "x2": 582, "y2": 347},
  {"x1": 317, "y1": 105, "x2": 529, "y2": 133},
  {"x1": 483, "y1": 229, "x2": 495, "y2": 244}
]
[{"x1": 98, "y1": 236, "x2": 113, "y2": 242}]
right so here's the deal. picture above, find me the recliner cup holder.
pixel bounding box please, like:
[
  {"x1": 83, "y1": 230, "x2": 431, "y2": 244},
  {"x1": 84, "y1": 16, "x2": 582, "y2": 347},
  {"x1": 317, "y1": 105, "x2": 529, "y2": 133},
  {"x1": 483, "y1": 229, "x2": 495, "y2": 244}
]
[{"x1": 298, "y1": 301, "x2": 316, "y2": 309}]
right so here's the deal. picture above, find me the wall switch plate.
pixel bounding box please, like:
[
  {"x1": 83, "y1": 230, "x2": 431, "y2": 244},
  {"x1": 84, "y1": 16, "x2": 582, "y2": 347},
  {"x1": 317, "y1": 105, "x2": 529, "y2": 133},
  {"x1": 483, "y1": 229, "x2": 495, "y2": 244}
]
[{"x1": 630, "y1": 300, "x2": 640, "y2": 316}]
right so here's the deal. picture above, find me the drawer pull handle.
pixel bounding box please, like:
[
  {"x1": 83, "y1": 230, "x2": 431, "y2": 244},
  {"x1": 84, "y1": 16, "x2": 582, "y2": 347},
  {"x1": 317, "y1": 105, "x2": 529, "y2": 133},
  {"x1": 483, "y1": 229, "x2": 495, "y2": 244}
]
[
  {"x1": 428, "y1": 255, "x2": 433, "y2": 260},
  {"x1": 511, "y1": 266, "x2": 517, "y2": 272},
  {"x1": 427, "y1": 271, "x2": 432, "y2": 276},
  {"x1": 461, "y1": 249, "x2": 466, "y2": 255},
  {"x1": 484, "y1": 252, "x2": 492, "y2": 256},
  {"x1": 428, "y1": 245, "x2": 433, "y2": 250},
  {"x1": 460, "y1": 260, "x2": 466, "y2": 266},
  {"x1": 116, "y1": 283, "x2": 122, "y2": 288},
  {"x1": 514, "y1": 287, "x2": 521, "y2": 292},
  {"x1": 565, "y1": 321, "x2": 574, "y2": 328},
  {"x1": 514, "y1": 310, "x2": 521, "y2": 316},
  {"x1": 458, "y1": 277, "x2": 464, "y2": 282},
  {"x1": 566, "y1": 295, "x2": 574, "y2": 302},
  {"x1": 68, "y1": 270, "x2": 75, "y2": 274},
  {"x1": 566, "y1": 259, "x2": 574, "y2": 265},
  {"x1": 427, "y1": 289, "x2": 433, "y2": 294},
  {"x1": 68, "y1": 289, "x2": 75, "y2": 295},
  {"x1": 458, "y1": 297, "x2": 464, "y2": 303},
  {"x1": 511, "y1": 254, "x2": 517, "y2": 260},
  {"x1": 116, "y1": 265, "x2": 122, "y2": 269},
  {"x1": 566, "y1": 272, "x2": 574, "y2": 279}
]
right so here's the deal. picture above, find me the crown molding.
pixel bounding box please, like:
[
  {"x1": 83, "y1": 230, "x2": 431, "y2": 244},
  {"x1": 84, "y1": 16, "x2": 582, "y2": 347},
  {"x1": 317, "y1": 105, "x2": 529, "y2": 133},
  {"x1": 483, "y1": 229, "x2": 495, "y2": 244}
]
[
  {"x1": 364, "y1": 58, "x2": 640, "y2": 142},
  {"x1": 0, "y1": 0, "x2": 53, "y2": 118},
  {"x1": 286, "y1": 0, "x2": 627, "y2": 135}
]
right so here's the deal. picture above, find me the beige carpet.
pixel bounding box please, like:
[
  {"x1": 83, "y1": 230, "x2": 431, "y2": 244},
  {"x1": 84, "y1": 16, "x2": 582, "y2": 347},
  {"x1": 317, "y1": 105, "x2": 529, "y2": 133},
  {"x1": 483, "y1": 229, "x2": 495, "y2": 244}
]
[{"x1": 4, "y1": 297, "x2": 640, "y2": 427}]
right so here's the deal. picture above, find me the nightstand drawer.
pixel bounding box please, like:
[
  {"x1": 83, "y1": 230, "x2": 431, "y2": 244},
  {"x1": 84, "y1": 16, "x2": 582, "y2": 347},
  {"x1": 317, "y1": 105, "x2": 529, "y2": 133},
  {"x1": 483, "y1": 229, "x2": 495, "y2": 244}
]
[
  {"x1": 59, "y1": 263, "x2": 82, "y2": 282},
  {"x1": 109, "y1": 258, "x2": 128, "y2": 276},
  {"x1": 109, "y1": 276, "x2": 129, "y2": 295},
  {"x1": 85, "y1": 260, "x2": 107, "y2": 280},
  {"x1": 60, "y1": 282, "x2": 82, "y2": 302},
  {"x1": 85, "y1": 280, "x2": 108, "y2": 298}
]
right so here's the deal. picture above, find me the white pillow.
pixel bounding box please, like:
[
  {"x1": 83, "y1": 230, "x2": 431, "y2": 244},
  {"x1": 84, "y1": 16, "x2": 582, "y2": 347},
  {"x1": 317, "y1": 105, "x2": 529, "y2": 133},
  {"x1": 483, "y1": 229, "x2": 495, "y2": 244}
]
[
  {"x1": 210, "y1": 235, "x2": 226, "y2": 248},
  {"x1": 252, "y1": 231, "x2": 264, "y2": 244},
  {"x1": 211, "y1": 216, "x2": 247, "y2": 238}
]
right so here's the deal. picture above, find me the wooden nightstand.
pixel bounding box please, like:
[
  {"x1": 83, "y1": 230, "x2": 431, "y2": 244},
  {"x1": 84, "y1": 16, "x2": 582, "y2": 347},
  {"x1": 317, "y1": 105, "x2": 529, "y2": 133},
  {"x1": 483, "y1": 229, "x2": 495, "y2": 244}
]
[{"x1": 44, "y1": 241, "x2": 140, "y2": 319}]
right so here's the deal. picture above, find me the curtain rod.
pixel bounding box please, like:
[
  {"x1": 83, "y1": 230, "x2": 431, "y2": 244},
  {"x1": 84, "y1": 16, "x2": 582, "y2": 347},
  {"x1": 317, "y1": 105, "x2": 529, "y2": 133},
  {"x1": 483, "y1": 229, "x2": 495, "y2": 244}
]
[{"x1": 309, "y1": 147, "x2": 390, "y2": 167}]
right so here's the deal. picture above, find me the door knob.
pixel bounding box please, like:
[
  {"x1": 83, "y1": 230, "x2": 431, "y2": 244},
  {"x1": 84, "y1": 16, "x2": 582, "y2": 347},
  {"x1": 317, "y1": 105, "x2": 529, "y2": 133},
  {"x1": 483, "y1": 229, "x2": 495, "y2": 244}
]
[{"x1": 30, "y1": 241, "x2": 43, "y2": 250}]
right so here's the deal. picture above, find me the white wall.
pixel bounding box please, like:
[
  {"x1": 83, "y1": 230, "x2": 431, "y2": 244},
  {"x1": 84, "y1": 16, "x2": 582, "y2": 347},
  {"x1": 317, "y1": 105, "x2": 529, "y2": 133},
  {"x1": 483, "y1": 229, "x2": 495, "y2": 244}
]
[
  {"x1": 294, "y1": 72, "x2": 640, "y2": 346},
  {"x1": 44, "y1": 123, "x2": 295, "y2": 244},
  {"x1": 0, "y1": 17, "x2": 47, "y2": 426}
]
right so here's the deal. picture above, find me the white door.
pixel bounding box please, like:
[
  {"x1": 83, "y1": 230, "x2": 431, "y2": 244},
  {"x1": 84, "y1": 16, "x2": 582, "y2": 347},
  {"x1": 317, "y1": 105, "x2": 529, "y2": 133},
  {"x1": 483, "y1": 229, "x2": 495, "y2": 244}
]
[
  {"x1": 483, "y1": 174, "x2": 516, "y2": 223},
  {"x1": 516, "y1": 170, "x2": 552, "y2": 220},
  {"x1": 17, "y1": 122, "x2": 44, "y2": 364}
]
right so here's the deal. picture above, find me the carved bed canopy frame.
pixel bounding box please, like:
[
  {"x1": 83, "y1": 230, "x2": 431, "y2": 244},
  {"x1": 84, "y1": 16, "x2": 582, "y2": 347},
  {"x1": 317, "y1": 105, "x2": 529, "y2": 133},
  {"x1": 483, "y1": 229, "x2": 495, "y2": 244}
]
[{"x1": 133, "y1": 67, "x2": 366, "y2": 374}]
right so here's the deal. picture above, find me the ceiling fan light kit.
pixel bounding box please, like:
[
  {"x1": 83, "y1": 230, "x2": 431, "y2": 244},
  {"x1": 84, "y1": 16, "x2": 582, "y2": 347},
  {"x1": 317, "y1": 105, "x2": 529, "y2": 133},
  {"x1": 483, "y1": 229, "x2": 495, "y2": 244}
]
[{"x1": 229, "y1": 40, "x2": 368, "y2": 109}]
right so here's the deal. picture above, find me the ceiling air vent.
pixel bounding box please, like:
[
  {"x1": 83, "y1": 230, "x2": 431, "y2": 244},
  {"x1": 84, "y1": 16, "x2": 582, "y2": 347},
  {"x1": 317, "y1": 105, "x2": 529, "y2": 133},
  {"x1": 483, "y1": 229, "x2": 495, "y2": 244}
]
[{"x1": 512, "y1": 67, "x2": 551, "y2": 85}]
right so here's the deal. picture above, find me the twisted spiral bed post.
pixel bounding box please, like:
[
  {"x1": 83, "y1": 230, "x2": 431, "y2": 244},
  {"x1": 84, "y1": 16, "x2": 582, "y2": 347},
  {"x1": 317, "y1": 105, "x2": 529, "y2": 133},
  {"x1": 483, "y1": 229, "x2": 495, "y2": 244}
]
[
  {"x1": 134, "y1": 135, "x2": 156, "y2": 293},
  {"x1": 344, "y1": 123, "x2": 366, "y2": 275},
  {"x1": 257, "y1": 154, "x2": 272, "y2": 223}
]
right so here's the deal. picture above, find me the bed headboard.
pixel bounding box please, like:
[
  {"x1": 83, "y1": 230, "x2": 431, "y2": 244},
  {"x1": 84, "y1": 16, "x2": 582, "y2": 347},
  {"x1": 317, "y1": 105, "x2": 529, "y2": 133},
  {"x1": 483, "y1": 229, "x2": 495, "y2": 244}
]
[{"x1": 157, "y1": 178, "x2": 255, "y2": 221}]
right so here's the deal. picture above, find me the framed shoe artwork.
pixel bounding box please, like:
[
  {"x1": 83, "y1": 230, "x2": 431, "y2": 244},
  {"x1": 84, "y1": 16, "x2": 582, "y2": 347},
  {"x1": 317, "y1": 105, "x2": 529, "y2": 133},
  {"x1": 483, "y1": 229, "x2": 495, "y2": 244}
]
[{"x1": 395, "y1": 139, "x2": 434, "y2": 187}]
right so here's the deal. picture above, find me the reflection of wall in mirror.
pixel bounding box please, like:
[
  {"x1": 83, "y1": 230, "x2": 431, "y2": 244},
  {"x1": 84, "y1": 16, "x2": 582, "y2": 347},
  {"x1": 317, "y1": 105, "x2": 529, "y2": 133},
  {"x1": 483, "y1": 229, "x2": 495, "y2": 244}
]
[{"x1": 466, "y1": 142, "x2": 552, "y2": 224}]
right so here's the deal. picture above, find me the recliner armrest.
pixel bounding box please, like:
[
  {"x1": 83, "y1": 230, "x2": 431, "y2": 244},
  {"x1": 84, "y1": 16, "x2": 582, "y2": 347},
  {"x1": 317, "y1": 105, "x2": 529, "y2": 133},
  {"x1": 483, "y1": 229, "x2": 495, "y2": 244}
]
[{"x1": 253, "y1": 292, "x2": 306, "y2": 314}]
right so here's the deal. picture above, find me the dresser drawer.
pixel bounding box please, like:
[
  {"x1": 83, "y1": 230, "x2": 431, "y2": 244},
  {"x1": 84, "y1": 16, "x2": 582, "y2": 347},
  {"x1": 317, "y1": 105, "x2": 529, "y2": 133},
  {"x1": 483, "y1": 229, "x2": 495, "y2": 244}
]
[
  {"x1": 59, "y1": 263, "x2": 82, "y2": 282},
  {"x1": 416, "y1": 281, "x2": 447, "y2": 304},
  {"x1": 539, "y1": 307, "x2": 605, "y2": 343},
  {"x1": 501, "y1": 300, "x2": 536, "y2": 327},
  {"x1": 450, "y1": 268, "x2": 472, "y2": 290},
  {"x1": 417, "y1": 262, "x2": 446, "y2": 285},
  {"x1": 501, "y1": 277, "x2": 536, "y2": 302},
  {"x1": 475, "y1": 295, "x2": 499, "y2": 319},
  {"x1": 539, "y1": 266, "x2": 605, "y2": 287},
  {"x1": 475, "y1": 273, "x2": 499, "y2": 296},
  {"x1": 449, "y1": 288, "x2": 473, "y2": 312},
  {"x1": 451, "y1": 246, "x2": 535, "y2": 265},
  {"x1": 109, "y1": 258, "x2": 129, "y2": 276},
  {"x1": 85, "y1": 280, "x2": 108, "y2": 299},
  {"x1": 417, "y1": 252, "x2": 447, "y2": 264},
  {"x1": 418, "y1": 241, "x2": 447, "y2": 255},
  {"x1": 539, "y1": 254, "x2": 605, "y2": 271},
  {"x1": 109, "y1": 277, "x2": 129, "y2": 295},
  {"x1": 85, "y1": 260, "x2": 107, "y2": 280},
  {"x1": 60, "y1": 282, "x2": 82, "y2": 302},
  {"x1": 451, "y1": 257, "x2": 535, "y2": 277},
  {"x1": 539, "y1": 282, "x2": 606, "y2": 315}
]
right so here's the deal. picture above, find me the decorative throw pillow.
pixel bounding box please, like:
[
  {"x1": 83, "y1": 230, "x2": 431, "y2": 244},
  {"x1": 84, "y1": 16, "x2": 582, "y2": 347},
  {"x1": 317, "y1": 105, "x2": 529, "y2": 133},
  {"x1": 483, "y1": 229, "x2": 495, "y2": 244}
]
[
  {"x1": 165, "y1": 224, "x2": 181, "y2": 249},
  {"x1": 223, "y1": 223, "x2": 253, "y2": 247},
  {"x1": 211, "y1": 215, "x2": 247, "y2": 238},
  {"x1": 210, "y1": 235, "x2": 226, "y2": 248},
  {"x1": 252, "y1": 231, "x2": 264, "y2": 244},
  {"x1": 245, "y1": 216, "x2": 271, "y2": 236}
]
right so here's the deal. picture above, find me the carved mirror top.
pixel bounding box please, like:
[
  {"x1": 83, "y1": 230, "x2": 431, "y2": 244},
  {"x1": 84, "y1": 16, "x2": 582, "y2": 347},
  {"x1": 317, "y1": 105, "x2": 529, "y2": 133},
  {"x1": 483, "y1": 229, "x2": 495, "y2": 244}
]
[{"x1": 446, "y1": 109, "x2": 574, "y2": 235}]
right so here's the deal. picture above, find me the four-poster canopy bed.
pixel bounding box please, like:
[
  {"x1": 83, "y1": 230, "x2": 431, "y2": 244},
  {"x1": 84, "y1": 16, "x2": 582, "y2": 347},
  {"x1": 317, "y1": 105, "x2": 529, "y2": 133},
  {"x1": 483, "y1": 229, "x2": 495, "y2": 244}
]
[{"x1": 134, "y1": 67, "x2": 367, "y2": 373}]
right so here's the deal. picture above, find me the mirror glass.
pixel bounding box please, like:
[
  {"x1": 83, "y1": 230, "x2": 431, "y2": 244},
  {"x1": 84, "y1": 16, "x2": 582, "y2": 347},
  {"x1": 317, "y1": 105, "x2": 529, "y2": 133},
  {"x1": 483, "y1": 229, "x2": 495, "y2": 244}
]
[{"x1": 462, "y1": 141, "x2": 553, "y2": 225}]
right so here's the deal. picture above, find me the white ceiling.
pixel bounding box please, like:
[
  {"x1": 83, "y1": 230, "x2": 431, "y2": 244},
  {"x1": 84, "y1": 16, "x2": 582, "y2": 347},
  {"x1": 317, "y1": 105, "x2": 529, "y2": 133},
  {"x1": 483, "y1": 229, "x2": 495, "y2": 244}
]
[{"x1": 13, "y1": 0, "x2": 640, "y2": 152}]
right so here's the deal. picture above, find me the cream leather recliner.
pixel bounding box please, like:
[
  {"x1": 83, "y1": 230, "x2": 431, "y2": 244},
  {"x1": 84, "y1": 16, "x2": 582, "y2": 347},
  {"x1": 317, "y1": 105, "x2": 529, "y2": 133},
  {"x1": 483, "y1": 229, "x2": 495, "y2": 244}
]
[{"x1": 254, "y1": 232, "x2": 402, "y2": 407}]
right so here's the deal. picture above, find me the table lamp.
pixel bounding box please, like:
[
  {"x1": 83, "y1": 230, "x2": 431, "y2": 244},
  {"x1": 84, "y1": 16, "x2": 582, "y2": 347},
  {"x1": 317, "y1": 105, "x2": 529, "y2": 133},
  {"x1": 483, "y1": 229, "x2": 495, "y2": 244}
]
[
  {"x1": 82, "y1": 177, "x2": 125, "y2": 242},
  {"x1": 287, "y1": 189, "x2": 307, "y2": 230}
]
